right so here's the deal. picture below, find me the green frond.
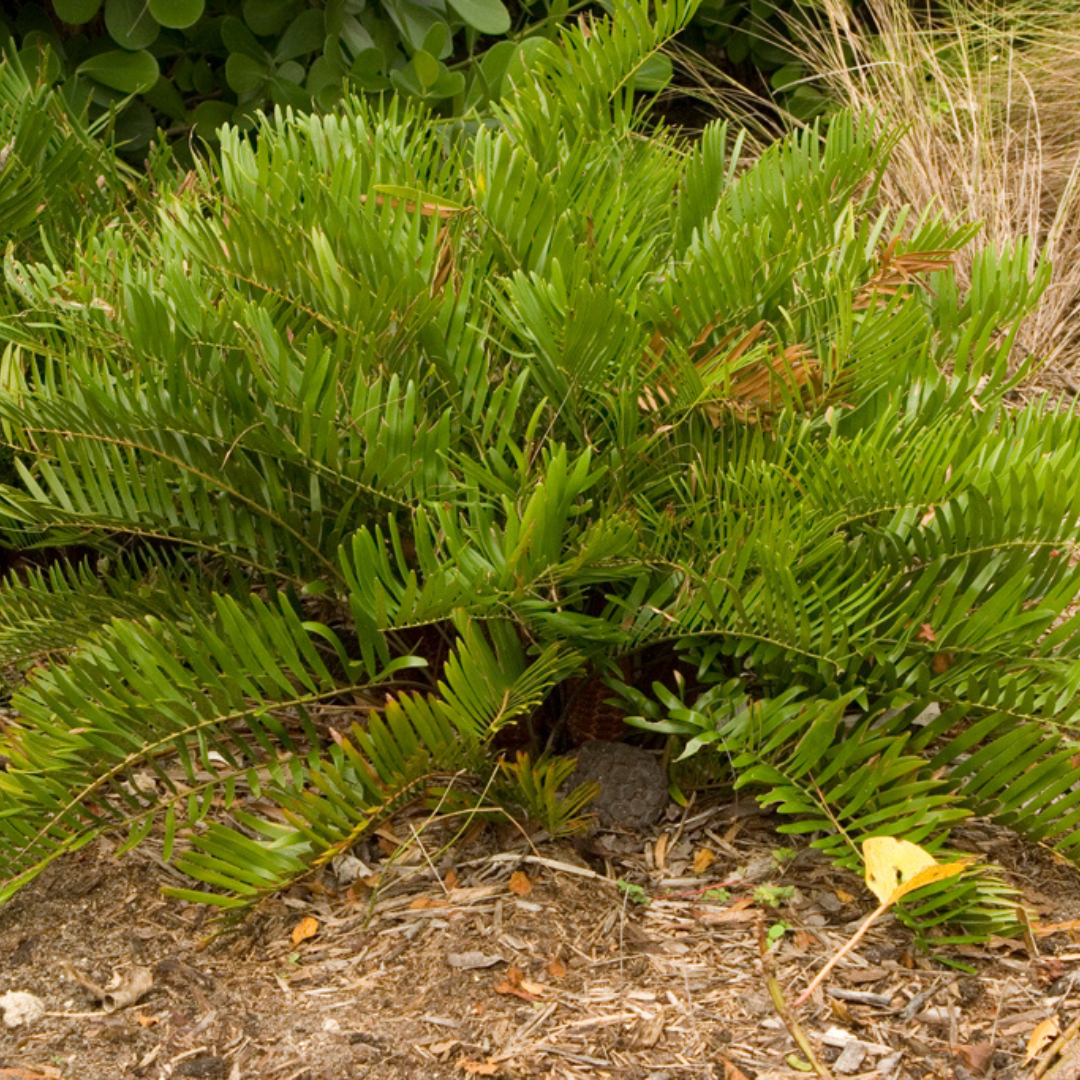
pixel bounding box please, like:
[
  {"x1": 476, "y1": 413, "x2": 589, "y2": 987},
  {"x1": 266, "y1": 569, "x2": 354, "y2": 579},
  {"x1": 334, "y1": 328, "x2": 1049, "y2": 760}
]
[
  {"x1": 0, "y1": 592, "x2": 416, "y2": 901},
  {"x1": 166, "y1": 623, "x2": 581, "y2": 905},
  {"x1": 0, "y1": 553, "x2": 213, "y2": 678},
  {"x1": 497, "y1": 752, "x2": 601, "y2": 837},
  {"x1": 494, "y1": 0, "x2": 701, "y2": 142},
  {"x1": 0, "y1": 50, "x2": 130, "y2": 257}
]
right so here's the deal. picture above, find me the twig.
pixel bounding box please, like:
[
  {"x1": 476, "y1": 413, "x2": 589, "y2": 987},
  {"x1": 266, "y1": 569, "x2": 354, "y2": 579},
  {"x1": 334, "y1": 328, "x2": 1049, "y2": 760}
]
[{"x1": 58, "y1": 958, "x2": 108, "y2": 1000}]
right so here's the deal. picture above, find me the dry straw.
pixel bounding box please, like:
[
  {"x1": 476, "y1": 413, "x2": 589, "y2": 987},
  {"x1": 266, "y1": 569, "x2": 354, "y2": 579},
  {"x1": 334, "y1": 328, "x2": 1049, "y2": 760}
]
[{"x1": 679, "y1": 0, "x2": 1080, "y2": 382}]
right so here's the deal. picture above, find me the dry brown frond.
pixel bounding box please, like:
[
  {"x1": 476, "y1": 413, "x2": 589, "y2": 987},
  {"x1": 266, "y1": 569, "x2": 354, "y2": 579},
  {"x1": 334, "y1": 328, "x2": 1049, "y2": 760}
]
[
  {"x1": 854, "y1": 241, "x2": 958, "y2": 310},
  {"x1": 358, "y1": 192, "x2": 461, "y2": 219},
  {"x1": 717, "y1": 343, "x2": 821, "y2": 425},
  {"x1": 429, "y1": 226, "x2": 457, "y2": 299},
  {"x1": 640, "y1": 317, "x2": 820, "y2": 426}
]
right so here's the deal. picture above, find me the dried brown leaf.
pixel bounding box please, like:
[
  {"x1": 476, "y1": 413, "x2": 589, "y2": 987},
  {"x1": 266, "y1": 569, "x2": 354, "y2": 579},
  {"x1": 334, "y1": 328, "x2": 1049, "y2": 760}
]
[
  {"x1": 456, "y1": 1058, "x2": 500, "y2": 1075},
  {"x1": 291, "y1": 917, "x2": 319, "y2": 946},
  {"x1": 507, "y1": 871, "x2": 532, "y2": 896},
  {"x1": 654, "y1": 833, "x2": 669, "y2": 870},
  {"x1": 693, "y1": 848, "x2": 717, "y2": 874},
  {"x1": 1025, "y1": 1017, "x2": 1060, "y2": 1064}
]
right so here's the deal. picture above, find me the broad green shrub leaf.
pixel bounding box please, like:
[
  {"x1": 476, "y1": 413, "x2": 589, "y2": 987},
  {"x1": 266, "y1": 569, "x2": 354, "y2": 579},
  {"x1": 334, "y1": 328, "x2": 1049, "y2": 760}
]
[
  {"x1": 104, "y1": 0, "x2": 159, "y2": 49},
  {"x1": 17, "y1": 42, "x2": 62, "y2": 84},
  {"x1": 446, "y1": 0, "x2": 511, "y2": 35},
  {"x1": 244, "y1": 0, "x2": 297, "y2": 37},
  {"x1": 422, "y1": 22, "x2": 448, "y2": 59},
  {"x1": 339, "y1": 16, "x2": 376, "y2": 56},
  {"x1": 425, "y1": 65, "x2": 464, "y2": 98},
  {"x1": 307, "y1": 54, "x2": 347, "y2": 106},
  {"x1": 113, "y1": 99, "x2": 156, "y2": 146},
  {"x1": 770, "y1": 62, "x2": 802, "y2": 91},
  {"x1": 270, "y1": 63, "x2": 310, "y2": 109},
  {"x1": 463, "y1": 38, "x2": 515, "y2": 109},
  {"x1": 412, "y1": 49, "x2": 440, "y2": 88},
  {"x1": 19, "y1": 0, "x2": 715, "y2": 136},
  {"x1": 226, "y1": 52, "x2": 272, "y2": 95},
  {"x1": 635, "y1": 52, "x2": 673, "y2": 91},
  {"x1": 148, "y1": 0, "x2": 205, "y2": 29},
  {"x1": 78, "y1": 49, "x2": 159, "y2": 93},
  {"x1": 350, "y1": 48, "x2": 393, "y2": 91},
  {"x1": 221, "y1": 15, "x2": 266, "y2": 61},
  {"x1": 275, "y1": 9, "x2": 326, "y2": 62},
  {"x1": 382, "y1": 0, "x2": 443, "y2": 53},
  {"x1": 683, "y1": 0, "x2": 873, "y2": 118},
  {"x1": 143, "y1": 73, "x2": 188, "y2": 122},
  {"x1": 54, "y1": 0, "x2": 101, "y2": 23},
  {"x1": 191, "y1": 99, "x2": 233, "y2": 139}
]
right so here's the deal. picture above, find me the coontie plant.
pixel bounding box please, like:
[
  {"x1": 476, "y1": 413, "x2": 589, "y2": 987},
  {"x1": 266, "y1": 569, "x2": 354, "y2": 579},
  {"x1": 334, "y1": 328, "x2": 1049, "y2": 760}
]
[{"x1": 0, "y1": 0, "x2": 1077, "y2": 934}]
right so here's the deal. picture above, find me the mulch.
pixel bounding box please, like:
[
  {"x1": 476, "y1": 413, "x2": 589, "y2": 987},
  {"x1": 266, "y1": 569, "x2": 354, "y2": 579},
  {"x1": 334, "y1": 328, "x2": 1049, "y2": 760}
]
[{"x1": 2, "y1": 796, "x2": 1080, "y2": 1080}]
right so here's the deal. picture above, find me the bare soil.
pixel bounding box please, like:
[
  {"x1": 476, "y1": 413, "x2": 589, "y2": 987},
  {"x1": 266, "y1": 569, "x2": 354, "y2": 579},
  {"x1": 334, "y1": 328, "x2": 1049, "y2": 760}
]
[{"x1": 1, "y1": 801, "x2": 1079, "y2": 1080}]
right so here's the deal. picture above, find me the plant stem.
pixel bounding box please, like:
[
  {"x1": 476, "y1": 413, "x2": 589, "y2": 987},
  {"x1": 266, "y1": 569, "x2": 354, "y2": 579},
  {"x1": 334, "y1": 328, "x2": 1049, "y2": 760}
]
[
  {"x1": 793, "y1": 899, "x2": 890, "y2": 1008},
  {"x1": 756, "y1": 914, "x2": 834, "y2": 1080}
]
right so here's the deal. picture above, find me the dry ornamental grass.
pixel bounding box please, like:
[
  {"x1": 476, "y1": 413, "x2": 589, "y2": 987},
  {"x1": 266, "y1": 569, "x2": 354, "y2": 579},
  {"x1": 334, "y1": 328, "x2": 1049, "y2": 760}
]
[{"x1": 682, "y1": 0, "x2": 1080, "y2": 385}]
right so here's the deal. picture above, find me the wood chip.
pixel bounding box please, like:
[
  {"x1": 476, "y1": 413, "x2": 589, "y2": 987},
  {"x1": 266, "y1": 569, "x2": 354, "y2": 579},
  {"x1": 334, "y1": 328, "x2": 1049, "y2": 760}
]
[{"x1": 445, "y1": 952, "x2": 505, "y2": 970}]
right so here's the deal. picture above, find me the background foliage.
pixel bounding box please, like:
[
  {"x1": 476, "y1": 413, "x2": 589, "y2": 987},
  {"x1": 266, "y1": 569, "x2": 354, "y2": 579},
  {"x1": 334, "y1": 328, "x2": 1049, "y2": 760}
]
[
  {"x1": 1, "y1": 0, "x2": 845, "y2": 155},
  {"x1": 2, "y1": 0, "x2": 671, "y2": 152}
]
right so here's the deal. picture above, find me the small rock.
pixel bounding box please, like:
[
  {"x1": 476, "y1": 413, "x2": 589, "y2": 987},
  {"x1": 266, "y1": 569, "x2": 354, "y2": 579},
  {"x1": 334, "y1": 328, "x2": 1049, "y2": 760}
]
[
  {"x1": 176, "y1": 1055, "x2": 227, "y2": 1079},
  {"x1": 563, "y1": 741, "x2": 668, "y2": 829},
  {"x1": 331, "y1": 852, "x2": 371, "y2": 884},
  {"x1": 0, "y1": 990, "x2": 45, "y2": 1028}
]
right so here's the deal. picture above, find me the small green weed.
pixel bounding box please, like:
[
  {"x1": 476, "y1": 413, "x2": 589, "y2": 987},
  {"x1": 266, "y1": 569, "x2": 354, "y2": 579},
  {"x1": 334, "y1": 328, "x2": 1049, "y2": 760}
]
[
  {"x1": 771, "y1": 847, "x2": 796, "y2": 868},
  {"x1": 754, "y1": 884, "x2": 795, "y2": 906},
  {"x1": 766, "y1": 920, "x2": 791, "y2": 949},
  {"x1": 618, "y1": 880, "x2": 650, "y2": 905},
  {"x1": 703, "y1": 887, "x2": 732, "y2": 903}
]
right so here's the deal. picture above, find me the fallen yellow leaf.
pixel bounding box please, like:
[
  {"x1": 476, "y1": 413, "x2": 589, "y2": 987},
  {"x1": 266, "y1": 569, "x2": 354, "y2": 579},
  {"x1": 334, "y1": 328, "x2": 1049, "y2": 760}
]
[
  {"x1": 863, "y1": 837, "x2": 974, "y2": 906},
  {"x1": 795, "y1": 839, "x2": 975, "y2": 1009}
]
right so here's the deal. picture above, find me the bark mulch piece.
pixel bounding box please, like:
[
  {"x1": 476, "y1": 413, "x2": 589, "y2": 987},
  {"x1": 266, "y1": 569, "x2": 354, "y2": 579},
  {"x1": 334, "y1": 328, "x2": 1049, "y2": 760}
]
[{"x1": 1, "y1": 800, "x2": 1080, "y2": 1079}]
